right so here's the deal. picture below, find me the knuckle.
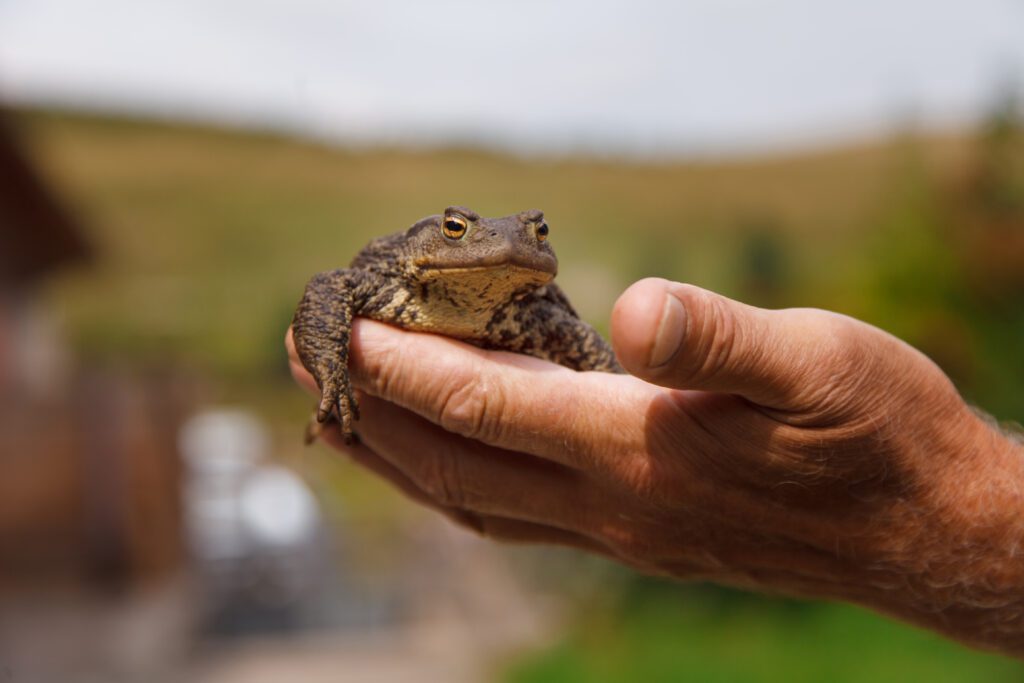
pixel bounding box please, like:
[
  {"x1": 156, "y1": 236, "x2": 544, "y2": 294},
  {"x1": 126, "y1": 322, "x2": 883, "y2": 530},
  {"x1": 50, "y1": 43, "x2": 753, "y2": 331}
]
[
  {"x1": 669, "y1": 286, "x2": 740, "y2": 383},
  {"x1": 806, "y1": 313, "x2": 879, "y2": 406},
  {"x1": 415, "y1": 448, "x2": 467, "y2": 509},
  {"x1": 701, "y1": 293, "x2": 740, "y2": 377},
  {"x1": 819, "y1": 313, "x2": 865, "y2": 360},
  {"x1": 436, "y1": 368, "x2": 508, "y2": 443},
  {"x1": 616, "y1": 452, "x2": 664, "y2": 500},
  {"x1": 358, "y1": 334, "x2": 404, "y2": 399},
  {"x1": 757, "y1": 309, "x2": 877, "y2": 416}
]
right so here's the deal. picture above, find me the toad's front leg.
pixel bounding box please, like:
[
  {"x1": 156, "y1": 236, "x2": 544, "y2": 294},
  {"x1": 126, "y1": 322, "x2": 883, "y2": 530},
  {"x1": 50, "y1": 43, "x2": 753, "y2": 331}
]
[
  {"x1": 535, "y1": 313, "x2": 624, "y2": 373},
  {"x1": 292, "y1": 269, "x2": 370, "y2": 443},
  {"x1": 483, "y1": 290, "x2": 623, "y2": 373}
]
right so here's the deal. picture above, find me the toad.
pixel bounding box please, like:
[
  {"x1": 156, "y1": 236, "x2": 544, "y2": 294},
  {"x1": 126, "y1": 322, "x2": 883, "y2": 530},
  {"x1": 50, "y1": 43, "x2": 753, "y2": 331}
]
[{"x1": 292, "y1": 206, "x2": 622, "y2": 443}]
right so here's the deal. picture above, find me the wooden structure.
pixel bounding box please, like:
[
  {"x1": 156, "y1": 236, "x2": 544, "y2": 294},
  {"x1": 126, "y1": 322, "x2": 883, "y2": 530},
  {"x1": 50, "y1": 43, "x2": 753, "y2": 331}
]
[
  {"x1": 0, "y1": 114, "x2": 90, "y2": 288},
  {"x1": 0, "y1": 110, "x2": 185, "y2": 589}
]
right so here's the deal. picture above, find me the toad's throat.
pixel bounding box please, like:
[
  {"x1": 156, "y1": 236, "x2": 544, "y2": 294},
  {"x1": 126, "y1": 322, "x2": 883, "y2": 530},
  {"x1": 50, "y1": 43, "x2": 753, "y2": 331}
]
[
  {"x1": 418, "y1": 263, "x2": 555, "y2": 291},
  {"x1": 401, "y1": 264, "x2": 554, "y2": 338}
]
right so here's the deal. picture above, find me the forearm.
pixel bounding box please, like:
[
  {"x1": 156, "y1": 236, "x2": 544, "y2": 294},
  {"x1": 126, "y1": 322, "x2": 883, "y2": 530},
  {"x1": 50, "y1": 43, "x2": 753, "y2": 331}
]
[
  {"x1": 830, "y1": 417, "x2": 1024, "y2": 656},
  {"x1": 906, "y1": 421, "x2": 1024, "y2": 655}
]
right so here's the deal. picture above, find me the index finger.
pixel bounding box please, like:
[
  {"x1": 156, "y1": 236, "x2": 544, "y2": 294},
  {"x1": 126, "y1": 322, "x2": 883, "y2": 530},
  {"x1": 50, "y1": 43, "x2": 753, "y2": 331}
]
[
  {"x1": 352, "y1": 320, "x2": 653, "y2": 472},
  {"x1": 288, "y1": 321, "x2": 658, "y2": 475}
]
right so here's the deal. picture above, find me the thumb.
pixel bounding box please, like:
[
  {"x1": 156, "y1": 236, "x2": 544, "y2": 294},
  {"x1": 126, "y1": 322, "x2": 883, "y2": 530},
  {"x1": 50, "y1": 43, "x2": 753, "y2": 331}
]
[{"x1": 611, "y1": 278, "x2": 832, "y2": 410}]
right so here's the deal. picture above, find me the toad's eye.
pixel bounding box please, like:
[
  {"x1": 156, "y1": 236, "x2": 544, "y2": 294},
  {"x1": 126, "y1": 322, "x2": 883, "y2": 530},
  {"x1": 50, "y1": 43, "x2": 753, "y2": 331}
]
[
  {"x1": 536, "y1": 223, "x2": 549, "y2": 241},
  {"x1": 442, "y1": 215, "x2": 468, "y2": 239}
]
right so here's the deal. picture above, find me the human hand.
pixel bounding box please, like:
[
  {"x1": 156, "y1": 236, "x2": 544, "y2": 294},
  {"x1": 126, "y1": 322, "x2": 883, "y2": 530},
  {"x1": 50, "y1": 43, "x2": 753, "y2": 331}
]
[{"x1": 286, "y1": 278, "x2": 1024, "y2": 655}]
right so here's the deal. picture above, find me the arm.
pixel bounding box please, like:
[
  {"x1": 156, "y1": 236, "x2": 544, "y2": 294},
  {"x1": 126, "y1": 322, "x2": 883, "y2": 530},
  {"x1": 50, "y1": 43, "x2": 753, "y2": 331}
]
[{"x1": 287, "y1": 277, "x2": 1024, "y2": 656}]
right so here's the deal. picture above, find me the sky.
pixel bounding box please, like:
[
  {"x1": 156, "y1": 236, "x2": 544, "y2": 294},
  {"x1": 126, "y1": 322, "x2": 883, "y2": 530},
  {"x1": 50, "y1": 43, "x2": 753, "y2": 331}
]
[{"x1": 1, "y1": 0, "x2": 1023, "y2": 157}]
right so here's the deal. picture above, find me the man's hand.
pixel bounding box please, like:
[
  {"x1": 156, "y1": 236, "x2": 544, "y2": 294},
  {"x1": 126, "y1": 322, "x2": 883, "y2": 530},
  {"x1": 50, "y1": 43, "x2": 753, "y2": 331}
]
[{"x1": 286, "y1": 277, "x2": 1024, "y2": 656}]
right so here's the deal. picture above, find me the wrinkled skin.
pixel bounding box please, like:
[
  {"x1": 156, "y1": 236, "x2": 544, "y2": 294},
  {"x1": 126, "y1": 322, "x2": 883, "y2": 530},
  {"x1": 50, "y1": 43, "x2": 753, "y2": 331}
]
[{"x1": 288, "y1": 277, "x2": 1024, "y2": 657}]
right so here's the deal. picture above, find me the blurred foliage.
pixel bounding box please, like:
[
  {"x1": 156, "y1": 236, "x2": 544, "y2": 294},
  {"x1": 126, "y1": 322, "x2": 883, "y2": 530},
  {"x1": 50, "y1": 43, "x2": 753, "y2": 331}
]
[
  {"x1": 11, "y1": 95, "x2": 1024, "y2": 679},
  {"x1": 858, "y1": 90, "x2": 1024, "y2": 421},
  {"x1": 503, "y1": 579, "x2": 1023, "y2": 683}
]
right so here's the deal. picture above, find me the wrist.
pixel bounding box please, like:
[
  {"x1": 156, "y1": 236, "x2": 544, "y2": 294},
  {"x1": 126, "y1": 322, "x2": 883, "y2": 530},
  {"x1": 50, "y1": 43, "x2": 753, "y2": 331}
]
[{"x1": 869, "y1": 411, "x2": 1024, "y2": 654}]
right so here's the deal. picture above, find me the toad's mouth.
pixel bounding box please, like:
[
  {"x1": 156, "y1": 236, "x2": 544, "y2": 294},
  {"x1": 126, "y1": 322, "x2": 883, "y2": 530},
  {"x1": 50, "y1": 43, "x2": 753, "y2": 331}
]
[{"x1": 418, "y1": 259, "x2": 557, "y2": 278}]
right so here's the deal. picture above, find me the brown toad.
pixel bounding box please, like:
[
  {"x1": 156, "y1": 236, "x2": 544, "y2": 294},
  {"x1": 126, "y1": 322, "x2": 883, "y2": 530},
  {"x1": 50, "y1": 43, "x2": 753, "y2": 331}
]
[{"x1": 292, "y1": 205, "x2": 622, "y2": 443}]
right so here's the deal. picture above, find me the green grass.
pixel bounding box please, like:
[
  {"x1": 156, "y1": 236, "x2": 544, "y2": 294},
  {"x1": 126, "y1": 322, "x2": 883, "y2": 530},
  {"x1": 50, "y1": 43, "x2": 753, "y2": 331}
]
[{"x1": 503, "y1": 586, "x2": 1023, "y2": 683}]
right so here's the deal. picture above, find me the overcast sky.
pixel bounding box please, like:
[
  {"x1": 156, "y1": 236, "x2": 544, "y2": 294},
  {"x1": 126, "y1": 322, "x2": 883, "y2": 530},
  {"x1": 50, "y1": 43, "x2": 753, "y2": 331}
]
[{"x1": 1, "y1": 0, "x2": 1023, "y2": 157}]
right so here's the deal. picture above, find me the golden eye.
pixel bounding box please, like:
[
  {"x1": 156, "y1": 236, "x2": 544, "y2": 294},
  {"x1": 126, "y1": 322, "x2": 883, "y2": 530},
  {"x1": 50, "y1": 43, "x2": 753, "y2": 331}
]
[
  {"x1": 536, "y1": 222, "x2": 549, "y2": 241},
  {"x1": 442, "y1": 215, "x2": 468, "y2": 239}
]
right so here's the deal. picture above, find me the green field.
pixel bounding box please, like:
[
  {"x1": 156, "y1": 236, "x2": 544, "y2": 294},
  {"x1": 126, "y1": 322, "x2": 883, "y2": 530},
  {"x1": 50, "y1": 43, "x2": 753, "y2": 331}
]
[
  {"x1": 503, "y1": 581, "x2": 1023, "y2": 683},
  {"x1": 13, "y1": 107, "x2": 1024, "y2": 679}
]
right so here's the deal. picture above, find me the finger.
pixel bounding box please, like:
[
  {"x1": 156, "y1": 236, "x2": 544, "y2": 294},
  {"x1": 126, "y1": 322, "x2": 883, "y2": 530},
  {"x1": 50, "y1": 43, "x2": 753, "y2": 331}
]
[
  {"x1": 318, "y1": 424, "x2": 616, "y2": 556},
  {"x1": 321, "y1": 426, "x2": 443, "y2": 509},
  {"x1": 319, "y1": 427, "x2": 518, "y2": 535},
  {"x1": 610, "y1": 278, "x2": 855, "y2": 410},
  {"x1": 346, "y1": 318, "x2": 660, "y2": 477},
  {"x1": 470, "y1": 515, "x2": 618, "y2": 556},
  {"x1": 352, "y1": 392, "x2": 610, "y2": 535}
]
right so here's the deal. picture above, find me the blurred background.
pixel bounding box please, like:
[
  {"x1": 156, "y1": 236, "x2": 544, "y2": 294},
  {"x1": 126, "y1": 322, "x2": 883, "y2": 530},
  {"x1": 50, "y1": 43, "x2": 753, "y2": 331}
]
[{"x1": 2, "y1": 1, "x2": 1024, "y2": 681}]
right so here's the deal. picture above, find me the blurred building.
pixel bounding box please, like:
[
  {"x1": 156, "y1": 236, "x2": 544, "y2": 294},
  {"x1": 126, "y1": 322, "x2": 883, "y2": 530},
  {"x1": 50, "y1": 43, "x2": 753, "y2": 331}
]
[
  {"x1": 0, "y1": 110, "x2": 194, "y2": 680},
  {"x1": 0, "y1": 109, "x2": 187, "y2": 588},
  {"x1": 0, "y1": 112, "x2": 86, "y2": 398}
]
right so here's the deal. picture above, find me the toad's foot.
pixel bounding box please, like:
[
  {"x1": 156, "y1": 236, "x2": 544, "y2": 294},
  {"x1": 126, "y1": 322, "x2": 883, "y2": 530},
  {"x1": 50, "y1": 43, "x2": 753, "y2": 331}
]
[{"x1": 315, "y1": 369, "x2": 360, "y2": 444}]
